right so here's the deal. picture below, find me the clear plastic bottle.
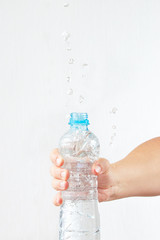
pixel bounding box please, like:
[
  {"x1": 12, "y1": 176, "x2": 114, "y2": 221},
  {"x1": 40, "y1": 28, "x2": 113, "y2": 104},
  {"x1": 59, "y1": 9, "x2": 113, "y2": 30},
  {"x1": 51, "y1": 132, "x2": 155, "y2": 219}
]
[{"x1": 59, "y1": 112, "x2": 100, "y2": 240}]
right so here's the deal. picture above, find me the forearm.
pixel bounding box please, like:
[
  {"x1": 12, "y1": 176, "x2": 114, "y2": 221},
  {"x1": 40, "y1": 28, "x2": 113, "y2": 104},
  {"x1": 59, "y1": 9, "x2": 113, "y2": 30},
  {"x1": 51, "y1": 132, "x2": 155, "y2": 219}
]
[{"x1": 112, "y1": 137, "x2": 160, "y2": 199}]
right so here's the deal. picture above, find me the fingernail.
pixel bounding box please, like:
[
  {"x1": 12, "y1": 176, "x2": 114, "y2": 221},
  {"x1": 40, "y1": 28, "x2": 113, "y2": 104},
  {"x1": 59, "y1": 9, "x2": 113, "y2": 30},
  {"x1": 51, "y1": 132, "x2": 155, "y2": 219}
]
[
  {"x1": 60, "y1": 181, "x2": 66, "y2": 189},
  {"x1": 61, "y1": 171, "x2": 66, "y2": 179},
  {"x1": 95, "y1": 165, "x2": 101, "y2": 173},
  {"x1": 56, "y1": 158, "x2": 61, "y2": 166}
]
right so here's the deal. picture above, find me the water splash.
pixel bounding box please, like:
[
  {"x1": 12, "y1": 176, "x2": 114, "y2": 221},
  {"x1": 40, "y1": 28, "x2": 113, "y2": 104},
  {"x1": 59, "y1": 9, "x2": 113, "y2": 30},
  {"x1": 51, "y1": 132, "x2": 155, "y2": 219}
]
[
  {"x1": 111, "y1": 136, "x2": 114, "y2": 141},
  {"x1": 69, "y1": 58, "x2": 74, "y2": 64},
  {"x1": 67, "y1": 88, "x2": 73, "y2": 95},
  {"x1": 64, "y1": 3, "x2": 69, "y2": 7},
  {"x1": 108, "y1": 107, "x2": 118, "y2": 148},
  {"x1": 66, "y1": 76, "x2": 71, "y2": 83},
  {"x1": 111, "y1": 107, "x2": 118, "y2": 114},
  {"x1": 82, "y1": 63, "x2": 88, "y2": 67},
  {"x1": 62, "y1": 31, "x2": 70, "y2": 41},
  {"x1": 79, "y1": 95, "x2": 85, "y2": 103}
]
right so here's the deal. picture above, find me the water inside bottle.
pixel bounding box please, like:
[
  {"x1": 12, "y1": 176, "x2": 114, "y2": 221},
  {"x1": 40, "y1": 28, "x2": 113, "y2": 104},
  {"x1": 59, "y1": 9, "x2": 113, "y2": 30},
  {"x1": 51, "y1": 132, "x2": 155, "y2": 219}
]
[
  {"x1": 59, "y1": 115, "x2": 100, "y2": 240},
  {"x1": 59, "y1": 161, "x2": 100, "y2": 240}
]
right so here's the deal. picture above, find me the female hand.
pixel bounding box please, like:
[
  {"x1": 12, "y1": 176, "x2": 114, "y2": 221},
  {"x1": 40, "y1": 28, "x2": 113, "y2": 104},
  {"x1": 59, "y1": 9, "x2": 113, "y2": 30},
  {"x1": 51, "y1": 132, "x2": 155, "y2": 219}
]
[{"x1": 50, "y1": 148, "x2": 118, "y2": 206}]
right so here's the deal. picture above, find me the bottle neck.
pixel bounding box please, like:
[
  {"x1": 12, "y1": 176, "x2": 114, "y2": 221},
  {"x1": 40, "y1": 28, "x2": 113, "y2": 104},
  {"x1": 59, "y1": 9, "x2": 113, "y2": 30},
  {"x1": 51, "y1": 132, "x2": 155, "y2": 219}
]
[{"x1": 70, "y1": 124, "x2": 88, "y2": 131}]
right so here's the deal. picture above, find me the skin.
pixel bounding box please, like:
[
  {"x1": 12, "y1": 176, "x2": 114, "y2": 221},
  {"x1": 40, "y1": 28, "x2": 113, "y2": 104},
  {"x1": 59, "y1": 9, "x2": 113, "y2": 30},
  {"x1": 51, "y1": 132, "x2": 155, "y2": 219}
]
[{"x1": 50, "y1": 137, "x2": 160, "y2": 206}]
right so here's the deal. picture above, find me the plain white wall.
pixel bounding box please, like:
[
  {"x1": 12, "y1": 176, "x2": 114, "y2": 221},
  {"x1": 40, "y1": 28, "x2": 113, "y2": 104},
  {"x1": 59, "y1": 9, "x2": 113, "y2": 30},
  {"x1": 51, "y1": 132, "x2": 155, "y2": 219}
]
[{"x1": 0, "y1": 0, "x2": 160, "y2": 239}]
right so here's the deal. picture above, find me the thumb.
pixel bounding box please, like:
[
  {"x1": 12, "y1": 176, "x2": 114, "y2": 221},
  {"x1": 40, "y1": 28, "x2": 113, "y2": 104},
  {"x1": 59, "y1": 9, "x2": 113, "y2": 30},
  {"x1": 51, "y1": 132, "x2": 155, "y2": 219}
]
[{"x1": 92, "y1": 158, "x2": 110, "y2": 175}]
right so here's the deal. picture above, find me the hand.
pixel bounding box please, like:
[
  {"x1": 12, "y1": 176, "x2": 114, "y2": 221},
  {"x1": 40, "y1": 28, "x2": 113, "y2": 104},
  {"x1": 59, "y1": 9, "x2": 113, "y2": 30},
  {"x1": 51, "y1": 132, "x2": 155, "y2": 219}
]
[{"x1": 50, "y1": 148, "x2": 118, "y2": 206}]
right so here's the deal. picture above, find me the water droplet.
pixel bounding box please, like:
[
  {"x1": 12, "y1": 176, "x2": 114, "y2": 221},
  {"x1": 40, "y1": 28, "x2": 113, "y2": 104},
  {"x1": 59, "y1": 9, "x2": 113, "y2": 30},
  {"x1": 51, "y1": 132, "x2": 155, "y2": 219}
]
[
  {"x1": 82, "y1": 63, "x2": 88, "y2": 67},
  {"x1": 69, "y1": 58, "x2": 74, "y2": 64},
  {"x1": 79, "y1": 95, "x2": 85, "y2": 103},
  {"x1": 82, "y1": 74, "x2": 86, "y2": 78},
  {"x1": 67, "y1": 88, "x2": 73, "y2": 95},
  {"x1": 66, "y1": 76, "x2": 71, "y2": 83},
  {"x1": 112, "y1": 125, "x2": 116, "y2": 129},
  {"x1": 111, "y1": 136, "x2": 114, "y2": 141},
  {"x1": 66, "y1": 47, "x2": 72, "y2": 51},
  {"x1": 111, "y1": 107, "x2": 118, "y2": 114},
  {"x1": 64, "y1": 3, "x2": 69, "y2": 7},
  {"x1": 62, "y1": 31, "x2": 70, "y2": 41}
]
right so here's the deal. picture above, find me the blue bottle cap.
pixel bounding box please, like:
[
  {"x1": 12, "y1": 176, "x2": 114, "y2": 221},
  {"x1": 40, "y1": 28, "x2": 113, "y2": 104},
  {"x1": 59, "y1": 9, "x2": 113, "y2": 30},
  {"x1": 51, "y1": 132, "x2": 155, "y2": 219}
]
[{"x1": 68, "y1": 112, "x2": 90, "y2": 126}]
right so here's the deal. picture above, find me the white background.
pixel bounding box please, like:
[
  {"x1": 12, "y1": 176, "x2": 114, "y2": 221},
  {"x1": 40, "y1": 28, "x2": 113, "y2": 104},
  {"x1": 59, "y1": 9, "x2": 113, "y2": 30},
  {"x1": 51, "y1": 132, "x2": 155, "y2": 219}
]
[{"x1": 0, "y1": 0, "x2": 160, "y2": 239}]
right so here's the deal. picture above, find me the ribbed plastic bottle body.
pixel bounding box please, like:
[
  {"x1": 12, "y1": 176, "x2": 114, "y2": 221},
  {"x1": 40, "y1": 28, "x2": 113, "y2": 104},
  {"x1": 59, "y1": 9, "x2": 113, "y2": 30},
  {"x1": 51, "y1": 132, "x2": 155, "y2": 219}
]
[{"x1": 59, "y1": 126, "x2": 100, "y2": 240}]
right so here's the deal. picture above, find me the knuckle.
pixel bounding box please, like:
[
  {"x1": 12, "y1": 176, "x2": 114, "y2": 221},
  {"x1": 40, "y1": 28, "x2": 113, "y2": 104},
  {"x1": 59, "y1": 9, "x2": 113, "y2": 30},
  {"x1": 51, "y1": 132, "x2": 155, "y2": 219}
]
[
  {"x1": 50, "y1": 165, "x2": 56, "y2": 177},
  {"x1": 50, "y1": 149, "x2": 59, "y2": 162},
  {"x1": 52, "y1": 148, "x2": 59, "y2": 155},
  {"x1": 50, "y1": 152, "x2": 55, "y2": 161},
  {"x1": 51, "y1": 180, "x2": 55, "y2": 188},
  {"x1": 53, "y1": 199, "x2": 58, "y2": 206},
  {"x1": 52, "y1": 180, "x2": 58, "y2": 190}
]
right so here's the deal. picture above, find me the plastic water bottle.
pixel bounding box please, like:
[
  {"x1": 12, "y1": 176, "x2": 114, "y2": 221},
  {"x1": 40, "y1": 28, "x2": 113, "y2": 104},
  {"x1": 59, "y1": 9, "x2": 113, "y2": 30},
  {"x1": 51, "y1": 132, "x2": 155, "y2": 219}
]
[{"x1": 59, "y1": 112, "x2": 100, "y2": 240}]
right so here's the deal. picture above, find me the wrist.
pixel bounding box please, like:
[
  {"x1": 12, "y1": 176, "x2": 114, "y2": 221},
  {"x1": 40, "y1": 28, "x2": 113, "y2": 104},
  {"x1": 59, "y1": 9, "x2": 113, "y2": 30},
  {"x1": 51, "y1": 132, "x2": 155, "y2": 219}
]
[{"x1": 110, "y1": 160, "x2": 130, "y2": 200}]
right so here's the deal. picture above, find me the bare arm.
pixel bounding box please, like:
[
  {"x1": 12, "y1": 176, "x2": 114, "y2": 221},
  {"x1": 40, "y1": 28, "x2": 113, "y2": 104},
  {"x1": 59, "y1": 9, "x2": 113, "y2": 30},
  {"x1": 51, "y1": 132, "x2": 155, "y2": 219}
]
[
  {"x1": 112, "y1": 137, "x2": 160, "y2": 199},
  {"x1": 50, "y1": 137, "x2": 160, "y2": 205}
]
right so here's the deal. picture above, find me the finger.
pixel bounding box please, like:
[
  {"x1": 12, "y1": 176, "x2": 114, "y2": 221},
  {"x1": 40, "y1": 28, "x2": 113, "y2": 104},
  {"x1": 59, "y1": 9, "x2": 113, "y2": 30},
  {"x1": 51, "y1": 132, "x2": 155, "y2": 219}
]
[
  {"x1": 98, "y1": 187, "x2": 116, "y2": 202},
  {"x1": 92, "y1": 158, "x2": 110, "y2": 175},
  {"x1": 53, "y1": 192, "x2": 63, "y2": 206},
  {"x1": 52, "y1": 179, "x2": 69, "y2": 191},
  {"x1": 98, "y1": 190, "x2": 106, "y2": 203},
  {"x1": 50, "y1": 165, "x2": 70, "y2": 181},
  {"x1": 50, "y1": 148, "x2": 64, "y2": 167}
]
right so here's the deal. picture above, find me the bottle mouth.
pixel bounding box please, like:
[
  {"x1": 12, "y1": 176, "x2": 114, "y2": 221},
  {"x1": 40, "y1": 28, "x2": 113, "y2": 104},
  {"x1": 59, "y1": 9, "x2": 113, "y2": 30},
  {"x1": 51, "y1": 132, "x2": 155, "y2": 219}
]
[{"x1": 68, "y1": 112, "x2": 90, "y2": 126}]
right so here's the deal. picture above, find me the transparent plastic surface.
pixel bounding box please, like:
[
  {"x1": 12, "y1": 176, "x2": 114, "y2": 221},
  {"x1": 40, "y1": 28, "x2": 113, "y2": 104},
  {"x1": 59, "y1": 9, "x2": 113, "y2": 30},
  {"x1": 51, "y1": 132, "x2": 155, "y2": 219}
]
[{"x1": 59, "y1": 126, "x2": 100, "y2": 240}]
